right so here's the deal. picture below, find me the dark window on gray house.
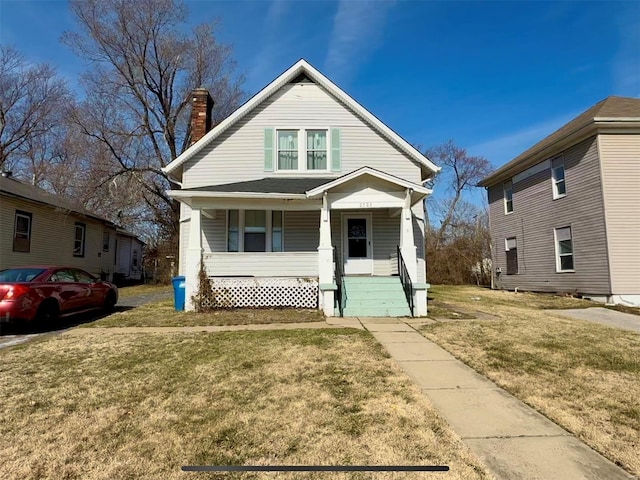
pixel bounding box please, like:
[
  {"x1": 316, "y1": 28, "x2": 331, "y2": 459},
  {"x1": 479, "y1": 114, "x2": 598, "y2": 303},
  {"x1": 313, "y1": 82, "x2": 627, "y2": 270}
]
[
  {"x1": 74, "y1": 223, "x2": 86, "y2": 257},
  {"x1": 505, "y1": 237, "x2": 518, "y2": 275},
  {"x1": 555, "y1": 227, "x2": 574, "y2": 271},
  {"x1": 503, "y1": 180, "x2": 513, "y2": 213},
  {"x1": 552, "y1": 157, "x2": 566, "y2": 198}
]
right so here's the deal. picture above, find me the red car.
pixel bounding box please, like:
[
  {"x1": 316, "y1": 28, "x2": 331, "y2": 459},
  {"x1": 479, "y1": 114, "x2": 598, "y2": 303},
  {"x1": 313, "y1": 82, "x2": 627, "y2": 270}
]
[{"x1": 0, "y1": 266, "x2": 118, "y2": 325}]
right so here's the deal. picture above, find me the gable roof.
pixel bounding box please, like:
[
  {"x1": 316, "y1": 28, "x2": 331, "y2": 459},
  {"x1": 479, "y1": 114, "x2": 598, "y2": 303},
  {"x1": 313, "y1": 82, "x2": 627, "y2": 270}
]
[
  {"x1": 163, "y1": 59, "x2": 440, "y2": 177},
  {"x1": 479, "y1": 96, "x2": 640, "y2": 187},
  {"x1": 0, "y1": 174, "x2": 116, "y2": 226}
]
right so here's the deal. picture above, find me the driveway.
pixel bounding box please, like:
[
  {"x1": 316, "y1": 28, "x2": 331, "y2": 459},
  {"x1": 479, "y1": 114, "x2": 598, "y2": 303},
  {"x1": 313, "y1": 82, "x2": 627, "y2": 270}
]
[
  {"x1": 549, "y1": 307, "x2": 640, "y2": 334},
  {"x1": 0, "y1": 290, "x2": 171, "y2": 350}
]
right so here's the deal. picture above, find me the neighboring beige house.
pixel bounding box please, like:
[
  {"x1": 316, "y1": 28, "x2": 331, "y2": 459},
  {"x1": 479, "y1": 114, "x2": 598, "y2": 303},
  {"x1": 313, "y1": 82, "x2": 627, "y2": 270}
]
[
  {"x1": 479, "y1": 96, "x2": 640, "y2": 306},
  {"x1": 163, "y1": 59, "x2": 440, "y2": 316},
  {"x1": 1, "y1": 173, "x2": 118, "y2": 280}
]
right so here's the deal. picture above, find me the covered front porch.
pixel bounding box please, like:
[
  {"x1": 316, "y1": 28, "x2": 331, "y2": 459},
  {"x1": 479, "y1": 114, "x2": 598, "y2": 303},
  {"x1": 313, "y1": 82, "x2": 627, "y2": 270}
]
[{"x1": 171, "y1": 168, "x2": 431, "y2": 316}]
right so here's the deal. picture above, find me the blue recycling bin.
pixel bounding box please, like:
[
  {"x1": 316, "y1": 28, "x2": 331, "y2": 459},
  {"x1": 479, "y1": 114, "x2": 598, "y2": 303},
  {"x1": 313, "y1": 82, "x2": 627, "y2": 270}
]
[{"x1": 172, "y1": 276, "x2": 186, "y2": 311}]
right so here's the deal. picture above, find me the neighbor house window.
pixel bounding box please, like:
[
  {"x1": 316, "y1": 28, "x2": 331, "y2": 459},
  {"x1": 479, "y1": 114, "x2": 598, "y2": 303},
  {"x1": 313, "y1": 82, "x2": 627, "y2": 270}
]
[
  {"x1": 552, "y1": 157, "x2": 566, "y2": 198},
  {"x1": 227, "y1": 210, "x2": 284, "y2": 252},
  {"x1": 103, "y1": 232, "x2": 110, "y2": 252},
  {"x1": 74, "y1": 222, "x2": 86, "y2": 257},
  {"x1": 13, "y1": 210, "x2": 32, "y2": 252},
  {"x1": 505, "y1": 237, "x2": 518, "y2": 275},
  {"x1": 277, "y1": 130, "x2": 298, "y2": 170},
  {"x1": 306, "y1": 130, "x2": 327, "y2": 170},
  {"x1": 555, "y1": 226, "x2": 574, "y2": 272},
  {"x1": 503, "y1": 180, "x2": 513, "y2": 213}
]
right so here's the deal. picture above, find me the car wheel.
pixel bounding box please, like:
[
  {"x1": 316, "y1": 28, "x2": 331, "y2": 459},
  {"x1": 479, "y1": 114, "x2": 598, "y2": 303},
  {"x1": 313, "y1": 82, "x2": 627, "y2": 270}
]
[
  {"x1": 35, "y1": 301, "x2": 59, "y2": 326},
  {"x1": 103, "y1": 291, "x2": 117, "y2": 313}
]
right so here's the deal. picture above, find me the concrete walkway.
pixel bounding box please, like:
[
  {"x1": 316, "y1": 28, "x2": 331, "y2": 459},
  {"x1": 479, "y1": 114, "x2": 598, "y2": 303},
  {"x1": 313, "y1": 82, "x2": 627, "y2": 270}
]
[
  {"x1": 548, "y1": 307, "x2": 640, "y2": 334},
  {"x1": 356, "y1": 317, "x2": 635, "y2": 480}
]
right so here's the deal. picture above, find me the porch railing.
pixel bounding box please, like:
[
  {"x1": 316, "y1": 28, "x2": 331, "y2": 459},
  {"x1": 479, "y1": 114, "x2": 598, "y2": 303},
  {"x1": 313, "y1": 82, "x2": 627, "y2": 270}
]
[
  {"x1": 333, "y1": 245, "x2": 345, "y2": 317},
  {"x1": 397, "y1": 245, "x2": 414, "y2": 317}
]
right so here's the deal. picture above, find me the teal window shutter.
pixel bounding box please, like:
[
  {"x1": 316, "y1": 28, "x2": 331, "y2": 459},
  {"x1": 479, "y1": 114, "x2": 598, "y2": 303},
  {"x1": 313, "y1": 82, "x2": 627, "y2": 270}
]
[
  {"x1": 330, "y1": 128, "x2": 341, "y2": 172},
  {"x1": 264, "y1": 128, "x2": 274, "y2": 172}
]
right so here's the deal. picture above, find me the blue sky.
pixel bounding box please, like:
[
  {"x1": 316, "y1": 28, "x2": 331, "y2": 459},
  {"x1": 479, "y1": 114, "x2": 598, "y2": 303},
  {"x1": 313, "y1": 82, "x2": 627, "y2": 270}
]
[{"x1": 1, "y1": 0, "x2": 639, "y2": 171}]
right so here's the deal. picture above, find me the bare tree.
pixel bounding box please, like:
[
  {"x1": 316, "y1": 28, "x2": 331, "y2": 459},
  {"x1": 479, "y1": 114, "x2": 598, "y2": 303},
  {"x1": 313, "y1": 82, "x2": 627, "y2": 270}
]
[
  {"x1": 425, "y1": 140, "x2": 492, "y2": 251},
  {"x1": 62, "y1": 0, "x2": 245, "y2": 238},
  {"x1": 0, "y1": 45, "x2": 70, "y2": 171}
]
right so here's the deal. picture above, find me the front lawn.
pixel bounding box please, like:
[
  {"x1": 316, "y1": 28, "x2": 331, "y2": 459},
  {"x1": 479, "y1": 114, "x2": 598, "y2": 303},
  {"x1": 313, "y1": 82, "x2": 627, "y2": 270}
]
[
  {"x1": 83, "y1": 299, "x2": 324, "y2": 327},
  {"x1": 422, "y1": 285, "x2": 640, "y2": 476},
  {"x1": 0, "y1": 329, "x2": 490, "y2": 480}
]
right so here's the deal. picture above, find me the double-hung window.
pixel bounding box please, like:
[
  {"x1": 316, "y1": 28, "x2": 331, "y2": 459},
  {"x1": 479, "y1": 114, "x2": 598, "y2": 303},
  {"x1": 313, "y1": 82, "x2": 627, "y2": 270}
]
[
  {"x1": 275, "y1": 129, "x2": 329, "y2": 172},
  {"x1": 306, "y1": 130, "x2": 327, "y2": 170},
  {"x1": 13, "y1": 210, "x2": 32, "y2": 252},
  {"x1": 74, "y1": 223, "x2": 86, "y2": 257},
  {"x1": 277, "y1": 130, "x2": 299, "y2": 170},
  {"x1": 555, "y1": 226, "x2": 574, "y2": 272},
  {"x1": 227, "y1": 210, "x2": 284, "y2": 252},
  {"x1": 505, "y1": 237, "x2": 518, "y2": 275},
  {"x1": 551, "y1": 157, "x2": 566, "y2": 198},
  {"x1": 503, "y1": 180, "x2": 513, "y2": 213}
]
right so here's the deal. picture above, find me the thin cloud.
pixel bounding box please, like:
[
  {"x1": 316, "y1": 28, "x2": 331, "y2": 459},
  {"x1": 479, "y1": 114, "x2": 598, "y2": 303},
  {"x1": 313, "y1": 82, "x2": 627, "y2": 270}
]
[
  {"x1": 612, "y1": 3, "x2": 640, "y2": 96},
  {"x1": 324, "y1": 0, "x2": 395, "y2": 83},
  {"x1": 469, "y1": 112, "x2": 579, "y2": 167}
]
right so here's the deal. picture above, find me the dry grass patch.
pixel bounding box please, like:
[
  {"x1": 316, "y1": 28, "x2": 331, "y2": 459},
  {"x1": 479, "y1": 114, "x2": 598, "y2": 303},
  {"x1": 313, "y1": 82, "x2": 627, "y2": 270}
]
[
  {"x1": 422, "y1": 285, "x2": 640, "y2": 476},
  {"x1": 0, "y1": 329, "x2": 490, "y2": 480},
  {"x1": 118, "y1": 284, "x2": 172, "y2": 298},
  {"x1": 83, "y1": 299, "x2": 324, "y2": 327}
]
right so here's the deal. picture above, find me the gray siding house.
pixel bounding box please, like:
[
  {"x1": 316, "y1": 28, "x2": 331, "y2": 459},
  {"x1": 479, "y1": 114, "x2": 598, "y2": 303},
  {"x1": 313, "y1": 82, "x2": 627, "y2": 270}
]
[
  {"x1": 163, "y1": 59, "x2": 440, "y2": 316},
  {"x1": 479, "y1": 96, "x2": 640, "y2": 306}
]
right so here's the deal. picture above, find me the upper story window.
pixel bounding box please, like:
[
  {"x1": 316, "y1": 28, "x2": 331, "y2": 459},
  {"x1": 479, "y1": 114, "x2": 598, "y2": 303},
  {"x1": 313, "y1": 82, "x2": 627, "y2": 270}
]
[
  {"x1": 306, "y1": 130, "x2": 327, "y2": 170},
  {"x1": 275, "y1": 129, "x2": 329, "y2": 172},
  {"x1": 277, "y1": 130, "x2": 299, "y2": 170},
  {"x1": 503, "y1": 180, "x2": 513, "y2": 214},
  {"x1": 13, "y1": 210, "x2": 32, "y2": 253},
  {"x1": 554, "y1": 226, "x2": 574, "y2": 272},
  {"x1": 74, "y1": 222, "x2": 86, "y2": 257},
  {"x1": 551, "y1": 157, "x2": 566, "y2": 198}
]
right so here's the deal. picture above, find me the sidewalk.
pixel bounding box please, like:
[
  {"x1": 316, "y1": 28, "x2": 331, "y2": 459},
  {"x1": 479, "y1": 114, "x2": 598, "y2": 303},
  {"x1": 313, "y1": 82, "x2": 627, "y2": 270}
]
[{"x1": 357, "y1": 317, "x2": 635, "y2": 480}]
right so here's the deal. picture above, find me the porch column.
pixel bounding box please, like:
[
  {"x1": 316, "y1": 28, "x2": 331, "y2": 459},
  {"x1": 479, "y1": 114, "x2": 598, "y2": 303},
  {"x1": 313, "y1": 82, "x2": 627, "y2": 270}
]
[
  {"x1": 318, "y1": 192, "x2": 335, "y2": 316},
  {"x1": 400, "y1": 188, "x2": 418, "y2": 282},
  {"x1": 185, "y1": 207, "x2": 203, "y2": 311}
]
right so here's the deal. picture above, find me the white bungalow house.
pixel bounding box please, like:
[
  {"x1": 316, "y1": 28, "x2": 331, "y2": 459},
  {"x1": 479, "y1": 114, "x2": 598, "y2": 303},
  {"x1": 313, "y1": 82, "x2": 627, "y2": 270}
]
[{"x1": 163, "y1": 59, "x2": 439, "y2": 316}]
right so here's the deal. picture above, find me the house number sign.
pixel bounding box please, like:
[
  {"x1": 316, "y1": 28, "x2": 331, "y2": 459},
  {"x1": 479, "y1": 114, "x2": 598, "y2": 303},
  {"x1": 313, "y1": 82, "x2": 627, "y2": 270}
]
[{"x1": 359, "y1": 202, "x2": 373, "y2": 208}]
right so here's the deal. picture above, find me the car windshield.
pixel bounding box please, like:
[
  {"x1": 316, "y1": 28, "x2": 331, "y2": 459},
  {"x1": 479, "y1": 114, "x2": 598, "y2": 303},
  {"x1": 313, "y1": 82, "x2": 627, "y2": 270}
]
[{"x1": 0, "y1": 268, "x2": 46, "y2": 282}]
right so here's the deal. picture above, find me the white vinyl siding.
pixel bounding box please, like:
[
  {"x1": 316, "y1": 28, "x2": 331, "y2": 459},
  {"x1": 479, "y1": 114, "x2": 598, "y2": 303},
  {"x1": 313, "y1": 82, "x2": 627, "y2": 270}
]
[
  {"x1": 599, "y1": 134, "x2": 640, "y2": 295},
  {"x1": 183, "y1": 83, "x2": 421, "y2": 186}
]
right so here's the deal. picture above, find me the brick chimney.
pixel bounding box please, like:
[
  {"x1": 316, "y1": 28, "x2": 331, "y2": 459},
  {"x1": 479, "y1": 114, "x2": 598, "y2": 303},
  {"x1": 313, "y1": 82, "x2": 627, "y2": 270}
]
[{"x1": 190, "y1": 88, "x2": 214, "y2": 145}]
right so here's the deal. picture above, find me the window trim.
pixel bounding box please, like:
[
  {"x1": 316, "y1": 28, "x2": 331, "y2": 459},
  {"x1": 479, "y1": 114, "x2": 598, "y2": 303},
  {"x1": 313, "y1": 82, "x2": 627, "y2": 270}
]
[
  {"x1": 554, "y1": 226, "x2": 574, "y2": 273},
  {"x1": 274, "y1": 128, "x2": 331, "y2": 173},
  {"x1": 13, "y1": 210, "x2": 32, "y2": 253},
  {"x1": 226, "y1": 209, "x2": 285, "y2": 253},
  {"x1": 551, "y1": 156, "x2": 566, "y2": 199},
  {"x1": 103, "y1": 231, "x2": 110, "y2": 252},
  {"x1": 503, "y1": 180, "x2": 513, "y2": 214},
  {"x1": 73, "y1": 222, "x2": 86, "y2": 258},
  {"x1": 505, "y1": 237, "x2": 518, "y2": 275}
]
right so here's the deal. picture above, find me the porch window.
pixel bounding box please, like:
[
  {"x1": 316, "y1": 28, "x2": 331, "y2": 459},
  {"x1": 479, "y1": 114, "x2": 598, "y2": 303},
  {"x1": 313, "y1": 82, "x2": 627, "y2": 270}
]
[
  {"x1": 227, "y1": 210, "x2": 284, "y2": 252},
  {"x1": 277, "y1": 130, "x2": 298, "y2": 170},
  {"x1": 244, "y1": 210, "x2": 266, "y2": 252},
  {"x1": 306, "y1": 130, "x2": 327, "y2": 170},
  {"x1": 272, "y1": 211, "x2": 283, "y2": 252}
]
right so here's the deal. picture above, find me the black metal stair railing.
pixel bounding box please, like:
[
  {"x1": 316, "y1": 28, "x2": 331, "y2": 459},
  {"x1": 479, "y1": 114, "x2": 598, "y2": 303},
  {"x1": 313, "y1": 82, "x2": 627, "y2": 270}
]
[{"x1": 397, "y1": 245, "x2": 414, "y2": 317}]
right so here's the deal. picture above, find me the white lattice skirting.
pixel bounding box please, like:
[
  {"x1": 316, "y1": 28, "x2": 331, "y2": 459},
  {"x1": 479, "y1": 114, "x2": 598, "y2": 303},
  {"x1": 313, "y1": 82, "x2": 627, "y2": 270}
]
[{"x1": 207, "y1": 277, "x2": 319, "y2": 308}]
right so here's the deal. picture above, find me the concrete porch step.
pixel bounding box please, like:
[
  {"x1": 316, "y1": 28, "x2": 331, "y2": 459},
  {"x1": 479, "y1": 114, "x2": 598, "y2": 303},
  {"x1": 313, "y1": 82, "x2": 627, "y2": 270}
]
[
  {"x1": 341, "y1": 276, "x2": 411, "y2": 317},
  {"x1": 343, "y1": 306, "x2": 411, "y2": 317}
]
